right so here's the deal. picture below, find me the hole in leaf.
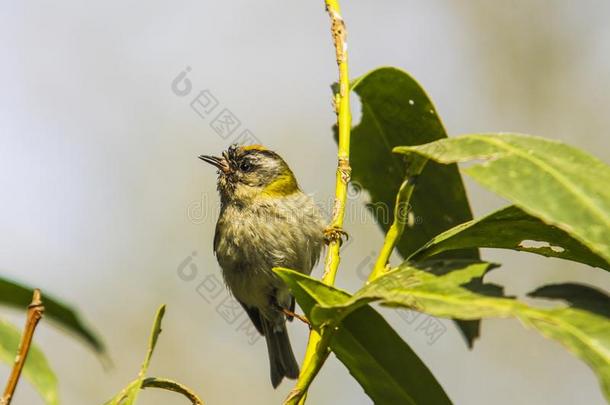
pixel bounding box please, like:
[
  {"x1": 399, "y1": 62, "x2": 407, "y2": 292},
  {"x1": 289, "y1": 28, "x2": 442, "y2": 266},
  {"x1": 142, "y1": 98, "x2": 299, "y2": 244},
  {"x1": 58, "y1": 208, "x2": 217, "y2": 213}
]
[{"x1": 518, "y1": 240, "x2": 565, "y2": 253}]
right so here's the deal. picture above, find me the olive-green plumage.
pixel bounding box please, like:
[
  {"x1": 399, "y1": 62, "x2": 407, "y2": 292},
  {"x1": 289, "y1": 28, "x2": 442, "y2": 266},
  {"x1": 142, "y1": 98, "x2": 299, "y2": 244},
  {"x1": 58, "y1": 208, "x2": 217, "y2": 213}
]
[{"x1": 200, "y1": 144, "x2": 325, "y2": 388}]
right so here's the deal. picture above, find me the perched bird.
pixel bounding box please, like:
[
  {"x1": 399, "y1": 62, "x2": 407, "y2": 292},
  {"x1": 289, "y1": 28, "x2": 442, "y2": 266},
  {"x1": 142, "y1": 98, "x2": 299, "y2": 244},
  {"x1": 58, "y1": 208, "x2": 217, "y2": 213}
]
[{"x1": 199, "y1": 144, "x2": 326, "y2": 388}]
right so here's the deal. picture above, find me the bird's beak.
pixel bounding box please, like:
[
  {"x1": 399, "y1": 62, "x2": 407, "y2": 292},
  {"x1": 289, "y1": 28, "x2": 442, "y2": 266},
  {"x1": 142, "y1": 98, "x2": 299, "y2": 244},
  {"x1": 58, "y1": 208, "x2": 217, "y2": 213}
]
[{"x1": 199, "y1": 155, "x2": 230, "y2": 174}]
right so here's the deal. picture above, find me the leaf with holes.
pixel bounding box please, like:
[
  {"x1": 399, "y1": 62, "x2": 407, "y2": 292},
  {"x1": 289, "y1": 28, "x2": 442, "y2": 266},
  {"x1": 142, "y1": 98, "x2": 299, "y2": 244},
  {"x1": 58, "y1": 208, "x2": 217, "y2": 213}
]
[
  {"x1": 395, "y1": 133, "x2": 610, "y2": 266},
  {"x1": 410, "y1": 205, "x2": 610, "y2": 271},
  {"x1": 342, "y1": 67, "x2": 481, "y2": 345},
  {"x1": 308, "y1": 260, "x2": 610, "y2": 402}
]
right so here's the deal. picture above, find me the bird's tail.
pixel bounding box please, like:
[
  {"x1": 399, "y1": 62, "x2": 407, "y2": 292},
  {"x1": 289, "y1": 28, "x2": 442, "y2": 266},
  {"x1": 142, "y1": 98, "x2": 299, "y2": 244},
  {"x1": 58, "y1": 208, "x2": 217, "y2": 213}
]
[{"x1": 262, "y1": 319, "x2": 299, "y2": 388}]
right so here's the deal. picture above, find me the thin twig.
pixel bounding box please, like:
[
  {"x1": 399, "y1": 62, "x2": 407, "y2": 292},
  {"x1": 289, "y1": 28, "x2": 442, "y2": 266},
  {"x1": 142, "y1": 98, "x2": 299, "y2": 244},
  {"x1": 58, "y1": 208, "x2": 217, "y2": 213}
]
[
  {"x1": 1, "y1": 289, "x2": 45, "y2": 405},
  {"x1": 284, "y1": 1, "x2": 351, "y2": 404},
  {"x1": 282, "y1": 308, "x2": 311, "y2": 326}
]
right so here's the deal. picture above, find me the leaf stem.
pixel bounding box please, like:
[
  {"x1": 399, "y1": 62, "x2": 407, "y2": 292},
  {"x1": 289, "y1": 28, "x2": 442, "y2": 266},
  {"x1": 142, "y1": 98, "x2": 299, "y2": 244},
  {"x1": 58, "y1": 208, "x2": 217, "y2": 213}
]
[
  {"x1": 1, "y1": 289, "x2": 45, "y2": 405},
  {"x1": 142, "y1": 377, "x2": 205, "y2": 405},
  {"x1": 368, "y1": 156, "x2": 427, "y2": 282},
  {"x1": 285, "y1": 1, "x2": 351, "y2": 403}
]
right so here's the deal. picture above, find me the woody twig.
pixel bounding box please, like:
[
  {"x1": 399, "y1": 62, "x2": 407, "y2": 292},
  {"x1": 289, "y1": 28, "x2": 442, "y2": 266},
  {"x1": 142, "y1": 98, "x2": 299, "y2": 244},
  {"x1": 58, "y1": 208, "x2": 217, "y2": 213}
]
[{"x1": 0, "y1": 289, "x2": 45, "y2": 405}]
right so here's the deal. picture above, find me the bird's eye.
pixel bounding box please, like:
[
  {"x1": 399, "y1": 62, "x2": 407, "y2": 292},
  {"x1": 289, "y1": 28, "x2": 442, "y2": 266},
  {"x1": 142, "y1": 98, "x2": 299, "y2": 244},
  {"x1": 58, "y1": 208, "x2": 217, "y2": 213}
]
[{"x1": 239, "y1": 161, "x2": 253, "y2": 172}]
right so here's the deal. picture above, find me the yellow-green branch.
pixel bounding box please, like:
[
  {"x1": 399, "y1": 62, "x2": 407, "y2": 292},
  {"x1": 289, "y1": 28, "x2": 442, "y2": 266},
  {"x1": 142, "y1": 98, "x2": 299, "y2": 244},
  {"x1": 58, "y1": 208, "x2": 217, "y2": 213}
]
[
  {"x1": 321, "y1": 0, "x2": 350, "y2": 286},
  {"x1": 284, "y1": 329, "x2": 332, "y2": 405},
  {"x1": 284, "y1": 1, "x2": 351, "y2": 404}
]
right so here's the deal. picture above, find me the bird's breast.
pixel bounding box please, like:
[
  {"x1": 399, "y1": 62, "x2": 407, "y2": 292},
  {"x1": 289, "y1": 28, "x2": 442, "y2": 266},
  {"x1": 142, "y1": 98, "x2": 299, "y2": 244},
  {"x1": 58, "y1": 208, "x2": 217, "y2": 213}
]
[{"x1": 214, "y1": 193, "x2": 325, "y2": 273}]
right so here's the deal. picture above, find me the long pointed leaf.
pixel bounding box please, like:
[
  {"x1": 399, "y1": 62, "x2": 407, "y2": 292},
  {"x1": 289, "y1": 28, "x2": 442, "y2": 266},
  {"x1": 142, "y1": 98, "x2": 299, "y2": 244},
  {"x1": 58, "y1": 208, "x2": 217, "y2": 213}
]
[
  {"x1": 275, "y1": 268, "x2": 452, "y2": 405},
  {"x1": 411, "y1": 205, "x2": 610, "y2": 271},
  {"x1": 308, "y1": 261, "x2": 610, "y2": 402},
  {"x1": 347, "y1": 66, "x2": 478, "y2": 260},
  {"x1": 0, "y1": 276, "x2": 104, "y2": 354},
  {"x1": 343, "y1": 67, "x2": 481, "y2": 345},
  {"x1": 105, "y1": 305, "x2": 166, "y2": 405},
  {"x1": 396, "y1": 133, "x2": 610, "y2": 266}
]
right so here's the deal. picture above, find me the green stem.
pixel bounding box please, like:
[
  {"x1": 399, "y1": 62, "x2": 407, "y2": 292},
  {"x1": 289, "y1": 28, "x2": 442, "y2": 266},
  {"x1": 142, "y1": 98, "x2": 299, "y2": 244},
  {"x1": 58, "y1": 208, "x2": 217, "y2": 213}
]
[
  {"x1": 321, "y1": 0, "x2": 351, "y2": 286},
  {"x1": 284, "y1": 1, "x2": 351, "y2": 403},
  {"x1": 142, "y1": 377, "x2": 205, "y2": 405},
  {"x1": 368, "y1": 156, "x2": 427, "y2": 282},
  {"x1": 284, "y1": 330, "x2": 331, "y2": 405}
]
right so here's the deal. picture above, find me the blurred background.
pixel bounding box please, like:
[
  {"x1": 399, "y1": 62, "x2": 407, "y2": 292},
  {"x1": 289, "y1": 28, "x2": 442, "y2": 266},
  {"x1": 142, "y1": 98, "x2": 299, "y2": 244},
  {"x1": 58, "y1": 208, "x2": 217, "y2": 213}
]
[{"x1": 1, "y1": 1, "x2": 610, "y2": 404}]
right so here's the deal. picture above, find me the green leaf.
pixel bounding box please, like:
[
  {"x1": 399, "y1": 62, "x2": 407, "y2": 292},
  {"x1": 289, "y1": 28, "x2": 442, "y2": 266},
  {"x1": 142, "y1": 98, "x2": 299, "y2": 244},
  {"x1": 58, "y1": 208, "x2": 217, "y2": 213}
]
[
  {"x1": 275, "y1": 268, "x2": 452, "y2": 405},
  {"x1": 105, "y1": 305, "x2": 166, "y2": 405},
  {"x1": 395, "y1": 133, "x2": 610, "y2": 266},
  {"x1": 0, "y1": 319, "x2": 59, "y2": 405},
  {"x1": 528, "y1": 283, "x2": 610, "y2": 319},
  {"x1": 0, "y1": 276, "x2": 105, "y2": 354},
  {"x1": 140, "y1": 377, "x2": 205, "y2": 405},
  {"x1": 411, "y1": 205, "x2": 610, "y2": 271},
  {"x1": 347, "y1": 67, "x2": 478, "y2": 259},
  {"x1": 309, "y1": 260, "x2": 610, "y2": 402},
  {"x1": 344, "y1": 66, "x2": 481, "y2": 345},
  {"x1": 105, "y1": 376, "x2": 205, "y2": 405}
]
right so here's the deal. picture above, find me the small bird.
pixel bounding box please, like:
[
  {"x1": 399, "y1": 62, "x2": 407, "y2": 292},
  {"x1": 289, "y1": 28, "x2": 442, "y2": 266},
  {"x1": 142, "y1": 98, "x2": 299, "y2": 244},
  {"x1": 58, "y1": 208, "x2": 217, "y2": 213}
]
[{"x1": 199, "y1": 144, "x2": 326, "y2": 388}]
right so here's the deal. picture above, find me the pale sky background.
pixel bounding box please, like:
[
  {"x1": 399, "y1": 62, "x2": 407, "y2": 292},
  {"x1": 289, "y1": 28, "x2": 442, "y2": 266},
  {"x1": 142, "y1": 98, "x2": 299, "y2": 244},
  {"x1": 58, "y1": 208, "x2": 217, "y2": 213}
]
[{"x1": 1, "y1": 1, "x2": 610, "y2": 404}]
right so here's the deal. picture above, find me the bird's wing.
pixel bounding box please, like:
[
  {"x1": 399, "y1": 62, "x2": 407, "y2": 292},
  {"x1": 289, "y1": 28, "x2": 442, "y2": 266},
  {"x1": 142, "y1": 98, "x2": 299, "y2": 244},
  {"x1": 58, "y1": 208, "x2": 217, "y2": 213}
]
[
  {"x1": 238, "y1": 299, "x2": 264, "y2": 335},
  {"x1": 213, "y1": 220, "x2": 221, "y2": 255}
]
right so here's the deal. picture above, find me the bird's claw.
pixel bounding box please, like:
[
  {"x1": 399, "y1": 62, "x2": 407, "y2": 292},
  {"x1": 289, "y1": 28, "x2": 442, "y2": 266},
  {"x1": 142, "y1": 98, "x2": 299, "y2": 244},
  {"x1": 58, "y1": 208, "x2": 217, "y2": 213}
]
[
  {"x1": 282, "y1": 308, "x2": 311, "y2": 328},
  {"x1": 324, "y1": 226, "x2": 349, "y2": 246}
]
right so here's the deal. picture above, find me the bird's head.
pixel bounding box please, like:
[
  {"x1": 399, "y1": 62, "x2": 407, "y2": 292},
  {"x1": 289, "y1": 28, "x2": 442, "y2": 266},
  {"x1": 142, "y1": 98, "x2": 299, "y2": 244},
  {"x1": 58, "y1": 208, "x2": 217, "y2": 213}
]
[{"x1": 199, "y1": 144, "x2": 299, "y2": 205}]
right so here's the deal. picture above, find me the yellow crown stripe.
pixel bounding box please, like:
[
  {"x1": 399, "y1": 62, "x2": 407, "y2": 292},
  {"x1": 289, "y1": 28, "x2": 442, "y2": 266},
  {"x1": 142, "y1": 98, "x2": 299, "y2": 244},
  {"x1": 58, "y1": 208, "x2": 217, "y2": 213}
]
[{"x1": 242, "y1": 144, "x2": 268, "y2": 152}]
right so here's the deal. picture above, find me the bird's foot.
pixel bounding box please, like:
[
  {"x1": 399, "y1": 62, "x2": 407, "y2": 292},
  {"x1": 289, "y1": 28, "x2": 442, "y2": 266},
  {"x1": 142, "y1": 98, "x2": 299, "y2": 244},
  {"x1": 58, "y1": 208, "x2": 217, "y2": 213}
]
[
  {"x1": 324, "y1": 226, "x2": 349, "y2": 246},
  {"x1": 282, "y1": 308, "x2": 311, "y2": 328}
]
